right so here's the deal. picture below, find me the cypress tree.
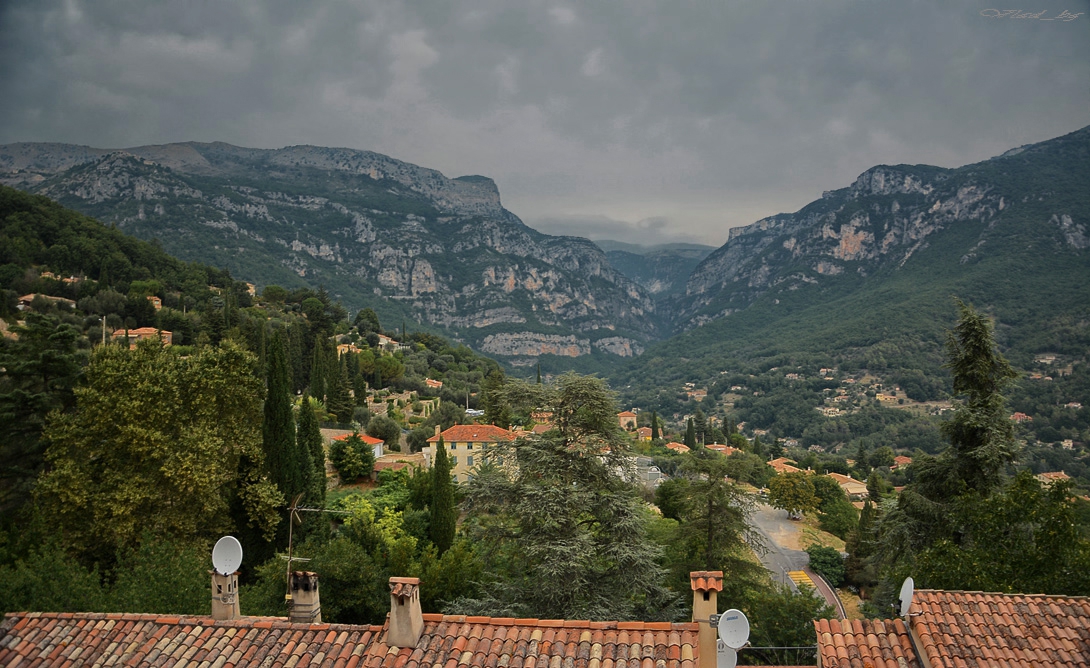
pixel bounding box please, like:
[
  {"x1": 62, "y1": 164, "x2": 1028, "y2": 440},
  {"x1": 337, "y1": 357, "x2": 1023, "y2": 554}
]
[
  {"x1": 650, "y1": 411, "x2": 660, "y2": 440},
  {"x1": 264, "y1": 332, "x2": 303, "y2": 501},
  {"x1": 684, "y1": 417, "x2": 696, "y2": 448},
  {"x1": 297, "y1": 393, "x2": 326, "y2": 508},
  {"x1": 429, "y1": 436, "x2": 457, "y2": 555},
  {"x1": 327, "y1": 358, "x2": 354, "y2": 425},
  {"x1": 536, "y1": 363, "x2": 542, "y2": 384},
  {"x1": 310, "y1": 343, "x2": 327, "y2": 403}
]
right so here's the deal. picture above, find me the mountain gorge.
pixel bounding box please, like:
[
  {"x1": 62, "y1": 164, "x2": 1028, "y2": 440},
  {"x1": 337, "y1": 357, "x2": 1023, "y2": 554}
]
[
  {"x1": 0, "y1": 142, "x2": 654, "y2": 364},
  {"x1": 613, "y1": 124, "x2": 1090, "y2": 402}
]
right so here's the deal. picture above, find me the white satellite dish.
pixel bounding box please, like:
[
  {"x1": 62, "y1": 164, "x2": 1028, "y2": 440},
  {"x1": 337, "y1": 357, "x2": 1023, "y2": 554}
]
[
  {"x1": 716, "y1": 639, "x2": 738, "y2": 668},
  {"x1": 899, "y1": 576, "x2": 915, "y2": 617},
  {"x1": 212, "y1": 536, "x2": 243, "y2": 575},
  {"x1": 717, "y1": 608, "x2": 750, "y2": 650}
]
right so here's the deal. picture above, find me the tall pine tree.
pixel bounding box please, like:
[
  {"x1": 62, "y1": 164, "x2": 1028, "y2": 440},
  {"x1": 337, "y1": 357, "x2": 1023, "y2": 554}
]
[
  {"x1": 684, "y1": 417, "x2": 697, "y2": 448},
  {"x1": 430, "y1": 437, "x2": 457, "y2": 555},
  {"x1": 264, "y1": 332, "x2": 303, "y2": 503}
]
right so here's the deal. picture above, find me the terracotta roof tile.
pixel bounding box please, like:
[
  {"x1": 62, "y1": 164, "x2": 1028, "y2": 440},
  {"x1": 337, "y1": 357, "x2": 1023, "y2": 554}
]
[
  {"x1": 0, "y1": 613, "x2": 384, "y2": 667},
  {"x1": 815, "y1": 617, "x2": 920, "y2": 668},
  {"x1": 427, "y1": 425, "x2": 517, "y2": 443},
  {"x1": 908, "y1": 589, "x2": 1090, "y2": 667}
]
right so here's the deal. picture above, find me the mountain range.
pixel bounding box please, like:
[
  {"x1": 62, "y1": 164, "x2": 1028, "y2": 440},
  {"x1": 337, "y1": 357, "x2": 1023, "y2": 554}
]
[
  {"x1": 3, "y1": 125, "x2": 1088, "y2": 380},
  {"x1": 0, "y1": 142, "x2": 654, "y2": 365}
]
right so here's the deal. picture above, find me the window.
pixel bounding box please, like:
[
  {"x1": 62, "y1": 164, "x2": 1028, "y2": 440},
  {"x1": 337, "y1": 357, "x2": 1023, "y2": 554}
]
[
  {"x1": 467, "y1": 456, "x2": 474, "y2": 467},
  {"x1": 451, "y1": 456, "x2": 458, "y2": 467},
  {"x1": 467, "y1": 442, "x2": 474, "y2": 450}
]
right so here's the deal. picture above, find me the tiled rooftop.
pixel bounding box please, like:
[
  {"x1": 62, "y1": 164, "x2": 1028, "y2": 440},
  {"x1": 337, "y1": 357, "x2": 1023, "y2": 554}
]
[
  {"x1": 362, "y1": 613, "x2": 702, "y2": 668},
  {"x1": 0, "y1": 611, "x2": 383, "y2": 667},
  {"x1": 815, "y1": 618, "x2": 920, "y2": 668},
  {"x1": 427, "y1": 424, "x2": 517, "y2": 443},
  {"x1": 912, "y1": 589, "x2": 1090, "y2": 667},
  {"x1": 0, "y1": 611, "x2": 701, "y2": 668},
  {"x1": 817, "y1": 589, "x2": 1090, "y2": 668}
]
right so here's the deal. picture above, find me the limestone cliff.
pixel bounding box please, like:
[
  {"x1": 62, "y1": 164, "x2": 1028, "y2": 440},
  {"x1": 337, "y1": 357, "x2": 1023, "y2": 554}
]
[{"x1": 0, "y1": 141, "x2": 656, "y2": 359}]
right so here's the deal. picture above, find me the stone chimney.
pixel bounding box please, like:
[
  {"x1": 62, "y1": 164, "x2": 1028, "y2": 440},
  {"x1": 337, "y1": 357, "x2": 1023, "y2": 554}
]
[
  {"x1": 289, "y1": 571, "x2": 322, "y2": 624},
  {"x1": 210, "y1": 570, "x2": 240, "y2": 621},
  {"x1": 388, "y1": 576, "x2": 424, "y2": 648},
  {"x1": 434, "y1": 425, "x2": 441, "y2": 437},
  {"x1": 691, "y1": 571, "x2": 723, "y2": 668}
]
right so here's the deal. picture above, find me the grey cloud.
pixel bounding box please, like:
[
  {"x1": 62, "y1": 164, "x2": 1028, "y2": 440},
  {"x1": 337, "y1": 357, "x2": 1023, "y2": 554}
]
[{"x1": 1, "y1": 0, "x2": 1087, "y2": 246}]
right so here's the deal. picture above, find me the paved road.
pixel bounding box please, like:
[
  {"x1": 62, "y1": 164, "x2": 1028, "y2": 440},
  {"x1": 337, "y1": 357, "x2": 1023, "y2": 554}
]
[
  {"x1": 747, "y1": 502, "x2": 846, "y2": 617},
  {"x1": 747, "y1": 503, "x2": 810, "y2": 591}
]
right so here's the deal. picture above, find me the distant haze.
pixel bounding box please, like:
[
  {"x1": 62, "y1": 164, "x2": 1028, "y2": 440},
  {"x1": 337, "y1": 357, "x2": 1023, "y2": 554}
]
[{"x1": 1, "y1": 0, "x2": 1087, "y2": 246}]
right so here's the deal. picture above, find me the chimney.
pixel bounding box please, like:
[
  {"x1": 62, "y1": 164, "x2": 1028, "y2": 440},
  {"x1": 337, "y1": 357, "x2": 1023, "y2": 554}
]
[
  {"x1": 691, "y1": 571, "x2": 723, "y2": 668},
  {"x1": 434, "y1": 425, "x2": 441, "y2": 437},
  {"x1": 388, "y1": 576, "x2": 424, "y2": 648},
  {"x1": 210, "y1": 570, "x2": 240, "y2": 621},
  {"x1": 289, "y1": 571, "x2": 322, "y2": 624}
]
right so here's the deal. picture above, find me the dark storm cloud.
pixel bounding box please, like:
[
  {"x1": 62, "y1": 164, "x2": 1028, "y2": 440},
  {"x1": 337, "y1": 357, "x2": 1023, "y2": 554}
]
[{"x1": 1, "y1": 0, "x2": 1088, "y2": 245}]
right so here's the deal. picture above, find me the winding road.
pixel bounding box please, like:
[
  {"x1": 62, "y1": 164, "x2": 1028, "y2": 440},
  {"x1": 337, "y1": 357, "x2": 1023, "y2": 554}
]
[{"x1": 747, "y1": 502, "x2": 847, "y2": 618}]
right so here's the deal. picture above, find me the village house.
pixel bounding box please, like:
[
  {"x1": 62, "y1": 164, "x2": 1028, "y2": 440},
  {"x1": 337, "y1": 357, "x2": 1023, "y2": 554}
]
[
  {"x1": 426, "y1": 424, "x2": 517, "y2": 482},
  {"x1": 146, "y1": 295, "x2": 162, "y2": 310},
  {"x1": 826, "y1": 472, "x2": 869, "y2": 499},
  {"x1": 768, "y1": 457, "x2": 802, "y2": 475},
  {"x1": 424, "y1": 378, "x2": 443, "y2": 390},
  {"x1": 664, "y1": 441, "x2": 690, "y2": 453},
  {"x1": 635, "y1": 426, "x2": 653, "y2": 441},
  {"x1": 893, "y1": 455, "x2": 913, "y2": 470},
  {"x1": 328, "y1": 431, "x2": 385, "y2": 463},
  {"x1": 1010, "y1": 411, "x2": 1033, "y2": 423},
  {"x1": 16, "y1": 293, "x2": 76, "y2": 310},
  {"x1": 617, "y1": 410, "x2": 637, "y2": 430},
  {"x1": 112, "y1": 327, "x2": 173, "y2": 348},
  {"x1": 704, "y1": 443, "x2": 742, "y2": 457},
  {"x1": 336, "y1": 342, "x2": 362, "y2": 356},
  {"x1": 1036, "y1": 470, "x2": 1072, "y2": 487}
]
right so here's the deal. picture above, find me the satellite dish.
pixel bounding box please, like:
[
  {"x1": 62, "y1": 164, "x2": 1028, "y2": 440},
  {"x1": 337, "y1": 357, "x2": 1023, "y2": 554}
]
[
  {"x1": 212, "y1": 536, "x2": 243, "y2": 575},
  {"x1": 717, "y1": 608, "x2": 750, "y2": 650},
  {"x1": 899, "y1": 576, "x2": 915, "y2": 617},
  {"x1": 716, "y1": 639, "x2": 738, "y2": 668}
]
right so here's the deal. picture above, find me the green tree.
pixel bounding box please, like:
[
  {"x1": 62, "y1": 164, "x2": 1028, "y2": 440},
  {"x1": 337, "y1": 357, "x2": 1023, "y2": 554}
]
[
  {"x1": 845, "y1": 500, "x2": 879, "y2": 592},
  {"x1": 0, "y1": 313, "x2": 84, "y2": 512},
  {"x1": 684, "y1": 417, "x2": 696, "y2": 448},
  {"x1": 328, "y1": 433, "x2": 377, "y2": 483},
  {"x1": 650, "y1": 411, "x2": 660, "y2": 440},
  {"x1": 326, "y1": 358, "x2": 355, "y2": 424},
  {"x1": 296, "y1": 393, "x2": 327, "y2": 512},
  {"x1": 368, "y1": 414, "x2": 402, "y2": 451},
  {"x1": 673, "y1": 454, "x2": 766, "y2": 601},
  {"x1": 36, "y1": 341, "x2": 281, "y2": 564},
  {"x1": 264, "y1": 333, "x2": 305, "y2": 502},
  {"x1": 767, "y1": 472, "x2": 817, "y2": 519},
  {"x1": 806, "y1": 544, "x2": 845, "y2": 587},
  {"x1": 456, "y1": 373, "x2": 680, "y2": 621},
  {"x1": 429, "y1": 437, "x2": 457, "y2": 555},
  {"x1": 481, "y1": 369, "x2": 511, "y2": 429}
]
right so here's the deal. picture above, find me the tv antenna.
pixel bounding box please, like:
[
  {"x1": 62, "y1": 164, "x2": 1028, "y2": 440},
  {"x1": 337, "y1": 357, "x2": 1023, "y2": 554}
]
[
  {"x1": 899, "y1": 576, "x2": 915, "y2": 618},
  {"x1": 281, "y1": 494, "x2": 350, "y2": 603}
]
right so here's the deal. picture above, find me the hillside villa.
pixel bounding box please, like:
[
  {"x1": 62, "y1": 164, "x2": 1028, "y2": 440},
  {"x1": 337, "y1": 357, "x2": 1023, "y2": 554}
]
[{"x1": 426, "y1": 424, "x2": 517, "y2": 482}]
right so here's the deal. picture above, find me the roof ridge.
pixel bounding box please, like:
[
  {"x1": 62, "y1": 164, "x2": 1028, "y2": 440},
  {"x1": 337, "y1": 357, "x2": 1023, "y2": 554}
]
[
  {"x1": 0, "y1": 611, "x2": 386, "y2": 630},
  {"x1": 421, "y1": 612, "x2": 698, "y2": 630},
  {"x1": 917, "y1": 589, "x2": 1090, "y2": 600}
]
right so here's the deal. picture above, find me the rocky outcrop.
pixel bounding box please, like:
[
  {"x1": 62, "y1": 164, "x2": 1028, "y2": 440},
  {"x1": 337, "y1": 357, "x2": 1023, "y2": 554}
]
[
  {"x1": 3, "y1": 140, "x2": 657, "y2": 359},
  {"x1": 679, "y1": 125, "x2": 1090, "y2": 328}
]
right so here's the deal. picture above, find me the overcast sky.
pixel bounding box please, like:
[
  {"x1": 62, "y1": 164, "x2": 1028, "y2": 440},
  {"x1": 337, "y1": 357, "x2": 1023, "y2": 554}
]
[{"x1": 1, "y1": 0, "x2": 1088, "y2": 246}]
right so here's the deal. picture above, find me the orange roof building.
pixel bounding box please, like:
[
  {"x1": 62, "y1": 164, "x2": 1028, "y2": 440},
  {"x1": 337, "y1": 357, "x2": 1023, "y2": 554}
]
[
  {"x1": 427, "y1": 424, "x2": 517, "y2": 482},
  {"x1": 617, "y1": 410, "x2": 637, "y2": 430},
  {"x1": 704, "y1": 443, "x2": 742, "y2": 457},
  {"x1": 636, "y1": 426, "x2": 653, "y2": 441},
  {"x1": 768, "y1": 457, "x2": 802, "y2": 474},
  {"x1": 111, "y1": 327, "x2": 173, "y2": 348},
  {"x1": 818, "y1": 589, "x2": 1090, "y2": 667},
  {"x1": 665, "y1": 441, "x2": 691, "y2": 453}
]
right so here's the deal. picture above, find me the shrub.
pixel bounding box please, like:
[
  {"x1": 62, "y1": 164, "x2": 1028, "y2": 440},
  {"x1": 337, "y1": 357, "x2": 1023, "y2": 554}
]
[{"x1": 806, "y1": 544, "x2": 845, "y2": 588}]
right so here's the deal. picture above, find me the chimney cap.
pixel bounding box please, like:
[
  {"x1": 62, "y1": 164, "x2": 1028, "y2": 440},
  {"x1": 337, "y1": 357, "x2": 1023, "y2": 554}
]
[
  {"x1": 690, "y1": 571, "x2": 724, "y2": 592},
  {"x1": 390, "y1": 576, "x2": 420, "y2": 600}
]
